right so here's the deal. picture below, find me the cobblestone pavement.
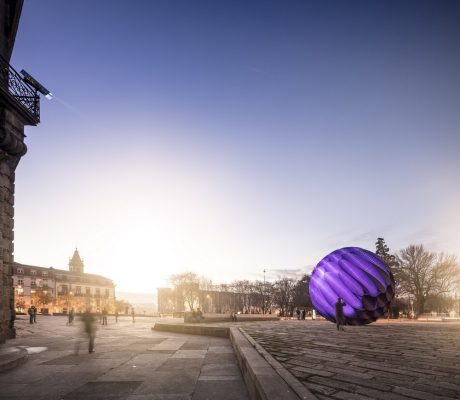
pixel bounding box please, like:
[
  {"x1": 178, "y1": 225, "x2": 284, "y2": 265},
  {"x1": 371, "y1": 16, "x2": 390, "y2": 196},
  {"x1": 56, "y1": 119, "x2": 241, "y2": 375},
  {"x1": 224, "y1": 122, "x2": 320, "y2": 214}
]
[
  {"x1": 0, "y1": 316, "x2": 249, "y2": 400},
  {"x1": 243, "y1": 320, "x2": 460, "y2": 400}
]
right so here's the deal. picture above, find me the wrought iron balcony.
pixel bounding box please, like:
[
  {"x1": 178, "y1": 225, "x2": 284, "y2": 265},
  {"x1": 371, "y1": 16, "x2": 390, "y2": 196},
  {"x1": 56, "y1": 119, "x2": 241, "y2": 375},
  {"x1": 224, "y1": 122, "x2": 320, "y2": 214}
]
[{"x1": 0, "y1": 55, "x2": 40, "y2": 123}]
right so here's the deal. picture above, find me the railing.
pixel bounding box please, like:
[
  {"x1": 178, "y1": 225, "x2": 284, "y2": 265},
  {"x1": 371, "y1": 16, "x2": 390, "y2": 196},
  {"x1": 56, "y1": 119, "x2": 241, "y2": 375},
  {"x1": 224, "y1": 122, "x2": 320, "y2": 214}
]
[{"x1": 0, "y1": 55, "x2": 40, "y2": 122}]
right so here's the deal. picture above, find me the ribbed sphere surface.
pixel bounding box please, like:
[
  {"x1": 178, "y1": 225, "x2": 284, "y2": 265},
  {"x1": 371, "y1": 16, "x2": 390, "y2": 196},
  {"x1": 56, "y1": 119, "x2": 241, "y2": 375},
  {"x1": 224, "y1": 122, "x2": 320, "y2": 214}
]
[{"x1": 309, "y1": 247, "x2": 395, "y2": 325}]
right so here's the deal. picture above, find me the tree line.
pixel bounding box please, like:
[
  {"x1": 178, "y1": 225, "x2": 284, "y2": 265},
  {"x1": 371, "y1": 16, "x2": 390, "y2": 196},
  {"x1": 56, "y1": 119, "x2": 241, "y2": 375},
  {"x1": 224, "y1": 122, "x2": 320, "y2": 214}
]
[
  {"x1": 376, "y1": 238, "x2": 460, "y2": 316},
  {"x1": 169, "y1": 271, "x2": 312, "y2": 316},
  {"x1": 169, "y1": 239, "x2": 460, "y2": 318}
]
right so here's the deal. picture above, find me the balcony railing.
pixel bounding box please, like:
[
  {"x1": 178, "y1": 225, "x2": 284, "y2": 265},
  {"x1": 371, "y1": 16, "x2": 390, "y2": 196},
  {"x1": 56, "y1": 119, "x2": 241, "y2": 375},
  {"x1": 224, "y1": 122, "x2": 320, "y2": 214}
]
[{"x1": 0, "y1": 55, "x2": 40, "y2": 122}]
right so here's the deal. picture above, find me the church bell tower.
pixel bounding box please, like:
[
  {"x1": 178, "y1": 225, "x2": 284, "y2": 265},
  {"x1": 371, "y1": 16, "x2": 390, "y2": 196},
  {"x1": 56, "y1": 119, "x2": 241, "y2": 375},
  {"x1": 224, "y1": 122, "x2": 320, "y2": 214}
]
[{"x1": 69, "y1": 248, "x2": 84, "y2": 274}]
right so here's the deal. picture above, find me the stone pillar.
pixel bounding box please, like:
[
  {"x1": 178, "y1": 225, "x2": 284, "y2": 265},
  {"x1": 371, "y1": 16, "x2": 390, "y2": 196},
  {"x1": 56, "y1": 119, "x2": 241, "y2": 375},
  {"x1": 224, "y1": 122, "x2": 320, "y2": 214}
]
[{"x1": 0, "y1": 106, "x2": 27, "y2": 343}]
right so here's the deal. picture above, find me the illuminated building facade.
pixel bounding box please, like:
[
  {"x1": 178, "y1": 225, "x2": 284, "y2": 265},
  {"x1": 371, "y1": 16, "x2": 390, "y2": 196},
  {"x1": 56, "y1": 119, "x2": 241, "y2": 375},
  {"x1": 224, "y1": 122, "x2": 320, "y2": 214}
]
[{"x1": 13, "y1": 249, "x2": 115, "y2": 314}]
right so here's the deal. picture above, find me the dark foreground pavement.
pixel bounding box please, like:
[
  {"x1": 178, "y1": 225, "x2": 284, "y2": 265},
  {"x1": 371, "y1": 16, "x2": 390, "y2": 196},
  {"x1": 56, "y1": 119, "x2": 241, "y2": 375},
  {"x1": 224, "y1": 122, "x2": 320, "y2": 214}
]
[
  {"x1": 0, "y1": 316, "x2": 249, "y2": 400},
  {"x1": 244, "y1": 320, "x2": 460, "y2": 400}
]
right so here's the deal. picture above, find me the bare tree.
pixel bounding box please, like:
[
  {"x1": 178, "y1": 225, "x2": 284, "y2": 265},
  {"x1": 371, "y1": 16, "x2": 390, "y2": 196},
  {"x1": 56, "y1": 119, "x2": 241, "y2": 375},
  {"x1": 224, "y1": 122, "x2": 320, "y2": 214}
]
[
  {"x1": 273, "y1": 278, "x2": 296, "y2": 317},
  {"x1": 230, "y1": 280, "x2": 246, "y2": 312},
  {"x1": 199, "y1": 277, "x2": 213, "y2": 291},
  {"x1": 253, "y1": 280, "x2": 274, "y2": 313},
  {"x1": 292, "y1": 274, "x2": 312, "y2": 309},
  {"x1": 394, "y1": 245, "x2": 460, "y2": 315},
  {"x1": 170, "y1": 272, "x2": 200, "y2": 311}
]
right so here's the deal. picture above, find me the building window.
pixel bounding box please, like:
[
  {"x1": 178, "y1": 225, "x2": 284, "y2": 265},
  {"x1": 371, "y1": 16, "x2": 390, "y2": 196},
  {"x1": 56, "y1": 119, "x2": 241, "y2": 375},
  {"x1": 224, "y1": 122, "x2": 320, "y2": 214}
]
[
  {"x1": 17, "y1": 268, "x2": 24, "y2": 274},
  {"x1": 96, "y1": 288, "x2": 100, "y2": 297},
  {"x1": 86, "y1": 287, "x2": 91, "y2": 295},
  {"x1": 31, "y1": 280, "x2": 36, "y2": 287},
  {"x1": 42, "y1": 271, "x2": 48, "y2": 276},
  {"x1": 105, "y1": 289, "x2": 110, "y2": 298},
  {"x1": 60, "y1": 285, "x2": 68, "y2": 294},
  {"x1": 31, "y1": 270, "x2": 37, "y2": 276},
  {"x1": 76, "y1": 286, "x2": 82, "y2": 294},
  {"x1": 17, "y1": 279, "x2": 24, "y2": 286},
  {"x1": 42, "y1": 280, "x2": 48, "y2": 288}
]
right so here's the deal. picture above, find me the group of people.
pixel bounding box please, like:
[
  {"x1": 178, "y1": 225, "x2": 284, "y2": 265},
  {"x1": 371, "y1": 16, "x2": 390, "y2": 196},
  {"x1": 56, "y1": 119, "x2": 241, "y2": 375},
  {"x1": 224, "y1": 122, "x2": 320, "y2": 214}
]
[
  {"x1": 293, "y1": 298, "x2": 346, "y2": 331},
  {"x1": 27, "y1": 305, "x2": 37, "y2": 324},
  {"x1": 67, "y1": 308, "x2": 136, "y2": 327},
  {"x1": 295, "y1": 308, "x2": 306, "y2": 320},
  {"x1": 186, "y1": 308, "x2": 203, "y2": 322}
]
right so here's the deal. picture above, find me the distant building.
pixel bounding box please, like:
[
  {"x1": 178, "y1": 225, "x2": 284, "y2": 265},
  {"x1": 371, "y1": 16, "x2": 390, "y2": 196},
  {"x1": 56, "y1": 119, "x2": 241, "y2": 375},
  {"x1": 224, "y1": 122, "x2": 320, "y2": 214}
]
[
  {"x1": 13, "y1": 249, "x2": 116, "y2": 314},
  {"x1": 157, "y1": 286, "x2": 241, "y2": 314}
]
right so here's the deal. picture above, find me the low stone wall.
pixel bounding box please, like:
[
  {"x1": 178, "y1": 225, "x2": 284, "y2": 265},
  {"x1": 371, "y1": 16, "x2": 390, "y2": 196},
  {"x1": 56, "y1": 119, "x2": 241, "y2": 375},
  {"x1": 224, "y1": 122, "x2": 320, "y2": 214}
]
[
  {"x1": 152, "y1": 322, "x2": 230, "y2": 337},
  {"x1": 183, "y1": 313, "x2": 280, "y2": 324}
]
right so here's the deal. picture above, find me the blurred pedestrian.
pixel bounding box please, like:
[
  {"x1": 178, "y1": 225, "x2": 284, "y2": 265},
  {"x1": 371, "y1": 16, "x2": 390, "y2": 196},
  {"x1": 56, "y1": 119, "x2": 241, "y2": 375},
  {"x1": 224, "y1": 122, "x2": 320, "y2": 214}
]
[
  {"x1": 115, "y1": 309, "x2": 119, "y2": 323},
  {"x1": 131, "y1": 308, "x2": 135, "y2": 323},
  {"x1": 68, "y1": 308, "x2": 75, "y2": 325},
  {"x1": 27, "y1": 306, "x2": 34, "y2": 324},
  {"x1": 102, "y1": 308, "x2": 108, "y2": 325},
  {"x1": 31, "y1": 305, "x2": 37, "y2": 323},
  {"x1": 335, "y1": 298, "x2": 346, "y2": 331},
  {"x1": 76, "y1": 308, "x2": 97, "y2": 354}
]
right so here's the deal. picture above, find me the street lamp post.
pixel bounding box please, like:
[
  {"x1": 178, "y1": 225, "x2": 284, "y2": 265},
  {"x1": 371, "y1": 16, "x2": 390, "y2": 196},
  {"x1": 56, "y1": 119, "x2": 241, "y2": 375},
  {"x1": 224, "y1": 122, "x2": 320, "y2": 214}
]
[{"x1": 263, "y1": 269, "x2": 266, "y2": 314}]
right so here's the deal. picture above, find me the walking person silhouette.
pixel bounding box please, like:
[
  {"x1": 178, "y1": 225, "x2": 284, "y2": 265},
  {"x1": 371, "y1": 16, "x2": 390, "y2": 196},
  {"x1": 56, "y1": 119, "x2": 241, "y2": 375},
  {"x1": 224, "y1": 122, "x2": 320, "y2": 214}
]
[{"x1": 75, "y1": 308, "x2": 97, "y2": 354}]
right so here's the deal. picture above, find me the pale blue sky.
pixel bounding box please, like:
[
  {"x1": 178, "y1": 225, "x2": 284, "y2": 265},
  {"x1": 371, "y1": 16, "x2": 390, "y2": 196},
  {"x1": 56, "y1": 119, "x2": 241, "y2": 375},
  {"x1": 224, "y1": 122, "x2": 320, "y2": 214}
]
[{"x1": 10, "y1": 0, "x2": 460, "y2": 291}]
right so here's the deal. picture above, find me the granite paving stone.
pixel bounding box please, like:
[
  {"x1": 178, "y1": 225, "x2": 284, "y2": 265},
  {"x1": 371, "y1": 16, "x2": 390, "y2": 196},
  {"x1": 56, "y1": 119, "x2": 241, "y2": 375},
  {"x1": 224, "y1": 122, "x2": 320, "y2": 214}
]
[
  {"x1": 134, "y1": 371, "x2": 199, "y2": 395},
  {"x1": 0, "y1": 316, "x2": 249, "y2": 400},
  {"x1": 191, "y1": 379, "x2": 250, "y2": 400},
  {"x1": 243, "y1": 320, "x2": 460, "y2": 400}
]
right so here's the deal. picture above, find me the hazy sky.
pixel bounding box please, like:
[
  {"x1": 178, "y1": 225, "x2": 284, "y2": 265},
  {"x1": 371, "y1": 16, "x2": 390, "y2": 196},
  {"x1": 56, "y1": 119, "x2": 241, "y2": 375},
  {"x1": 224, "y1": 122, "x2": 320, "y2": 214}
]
[{"x1": 11, "y1": 0, "x2": 460, "y2": 292}]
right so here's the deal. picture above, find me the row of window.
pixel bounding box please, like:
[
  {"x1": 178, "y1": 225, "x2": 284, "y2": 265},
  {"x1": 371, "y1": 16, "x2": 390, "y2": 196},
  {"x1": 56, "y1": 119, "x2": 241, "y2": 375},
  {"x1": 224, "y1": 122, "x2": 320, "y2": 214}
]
[
  {"x1": 56, "y1": 275, "x2": 108, "y2": 285},
  {"x1": 59, "y1": 285, "x2": 110, "y2": 297},
  {"x1": 15, "y1": 269, "x2": 111, "y2": 286},
  {"x1": 17, "y1": 279, "x2": 49, "y2": 287},
  {"x1": 16, "y1": 281, "x2": 110, "y2": 297},
  {"x1": 16, "y1": 268, "x2": 48, "y2": 276}
]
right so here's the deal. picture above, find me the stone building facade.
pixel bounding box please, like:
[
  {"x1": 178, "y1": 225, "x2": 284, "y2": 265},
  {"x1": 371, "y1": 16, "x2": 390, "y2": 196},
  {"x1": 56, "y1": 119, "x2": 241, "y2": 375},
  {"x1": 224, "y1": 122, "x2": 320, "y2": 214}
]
[
  {"x1": 13, "y1": 249, "x2": 116, "y2": 314},
  {"x1": 0, "y1": 0, "x2": 40, "y2": 343}
]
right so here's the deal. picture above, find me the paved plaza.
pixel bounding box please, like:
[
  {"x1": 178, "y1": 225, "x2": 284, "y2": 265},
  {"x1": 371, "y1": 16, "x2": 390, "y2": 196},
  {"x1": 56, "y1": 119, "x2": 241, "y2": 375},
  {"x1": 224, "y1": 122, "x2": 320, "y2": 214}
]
[
  {"x1": 243, "y1": 320, "x2": 460, "y2": 400},
  {"x1": 0, "y1": 316, "x2": 249, "y2": 400},
  {"x1": 2, "y1": 316, "x2": 460, "y2": 400}
]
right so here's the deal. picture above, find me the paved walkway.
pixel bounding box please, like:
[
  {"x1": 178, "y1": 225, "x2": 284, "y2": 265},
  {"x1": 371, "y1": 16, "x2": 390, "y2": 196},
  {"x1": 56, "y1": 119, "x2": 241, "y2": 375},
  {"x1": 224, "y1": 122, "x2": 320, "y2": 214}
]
[
  {"x1": 243, "y1": 320, "x2": 460, "y2": 400},
  {"x1": 0, "y1": 316, "x2": 249, "y2": 400}
]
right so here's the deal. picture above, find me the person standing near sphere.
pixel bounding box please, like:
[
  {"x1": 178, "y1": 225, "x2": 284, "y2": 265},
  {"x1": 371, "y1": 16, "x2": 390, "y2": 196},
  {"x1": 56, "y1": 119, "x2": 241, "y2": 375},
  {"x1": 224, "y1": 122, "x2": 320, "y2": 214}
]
[{"x1": 335, "y1": 298, "x2": 346, "y2": 331}]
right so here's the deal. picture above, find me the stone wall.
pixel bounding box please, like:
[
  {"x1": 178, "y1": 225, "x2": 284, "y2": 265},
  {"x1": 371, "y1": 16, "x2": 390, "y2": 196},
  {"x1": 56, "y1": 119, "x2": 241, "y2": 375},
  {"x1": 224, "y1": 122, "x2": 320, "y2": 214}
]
[
  {"x1": 0, "y1": 0, "x2": 30, "y2": 344},
  {"x1": 0, "y1": 107, "x2": 27, "y2": 343}
]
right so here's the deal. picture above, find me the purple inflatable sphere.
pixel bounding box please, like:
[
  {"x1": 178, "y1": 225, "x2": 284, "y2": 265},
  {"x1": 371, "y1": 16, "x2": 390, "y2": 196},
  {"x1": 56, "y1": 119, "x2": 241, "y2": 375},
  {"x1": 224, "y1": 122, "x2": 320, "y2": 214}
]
[{"x1": 309, "y1": 247, "x2": 395, "y2": 325}]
